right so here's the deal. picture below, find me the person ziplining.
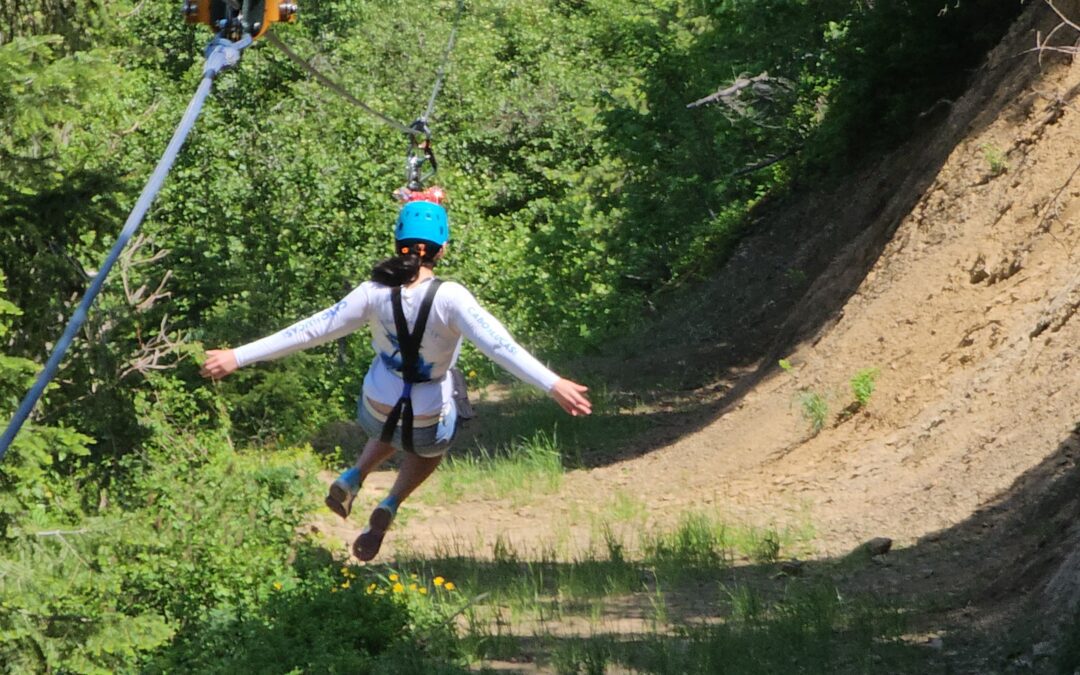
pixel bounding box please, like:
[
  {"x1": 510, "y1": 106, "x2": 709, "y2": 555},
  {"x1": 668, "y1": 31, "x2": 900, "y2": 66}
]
[
  {"x1": 190, "y1": 0, "x2": 591, "y2": 560},
  {"x1": 200, "y1": 194, "x2": 592, "y2": 560}
]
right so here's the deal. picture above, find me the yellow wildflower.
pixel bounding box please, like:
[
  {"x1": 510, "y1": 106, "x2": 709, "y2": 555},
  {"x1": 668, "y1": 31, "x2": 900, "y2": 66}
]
[
  {"x1": 468, "y1": 370, "x2": 477, "y2": 378},
  {"x1": 341, "y1": 567, "x2": 349, "y2": 576},
  {"x1": 433, "y1": 576, "x2": 445, "y2": 587},
  {"x1": 388, "y1": 573, "x2": 399, "y2": 582},
  {"x1": 409, "y1": 583, "x2": 418, "y2": 591},
  {"x1": 410, "y1": 573, "x2": 419, "y2": 579},
  {"x1": 272, "y1": 582, "x2": 283, "y2": 591},
  {"x1": 392, "y1": 582, "x2": 405, "y2": 593},
  {"x1": 367, "y1": 583, "x2": 377, "y2": 593},
  {"x1": 419, "y1": 587, "x2": 428, "y2": 595},
  {"x1": 444, "y1": 582, "x2": 456, "y2": 591},
  {"x1": 331, "y1": 587, "x2": 338, "y2": 593},
  {"x1": 341, "y1": 581, "x2": 350, "y2": 589}
]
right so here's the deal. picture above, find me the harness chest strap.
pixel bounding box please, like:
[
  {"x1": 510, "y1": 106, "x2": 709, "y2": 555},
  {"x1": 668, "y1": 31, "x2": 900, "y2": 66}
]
[{"x1": 380, "y1": 279, "x2": 444, "y2": 452}]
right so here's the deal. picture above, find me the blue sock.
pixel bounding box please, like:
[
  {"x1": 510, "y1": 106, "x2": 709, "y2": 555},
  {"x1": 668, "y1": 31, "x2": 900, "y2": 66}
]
[
  {"x1": 379, "y1": 494, "x2": 401, "y2": 516},
  {"x1": 339, "y1": 467, "x2": 362, "y2": 491}
]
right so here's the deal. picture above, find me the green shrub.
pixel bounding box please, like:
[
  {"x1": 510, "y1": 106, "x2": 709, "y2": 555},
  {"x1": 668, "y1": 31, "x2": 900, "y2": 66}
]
[
  {"x1": 150, "y1": 563, "x2": 453, "y2": 674},
  {"x1": 0, "y1": 271, "x2": 93, "y2": 531},
  {"x1": 980, "y1": 143, "x2": 1007, "y2": 176},
  {"x1": 849, "y1": 367, "x2": 879, "y2": 409},
  {"x1": 799, "y1": 390, "x2": 829, "y2": 434}
]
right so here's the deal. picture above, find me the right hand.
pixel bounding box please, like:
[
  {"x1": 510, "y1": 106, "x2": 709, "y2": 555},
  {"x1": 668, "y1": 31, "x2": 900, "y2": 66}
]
[
  {"x1": 200, "y1": 349, "x2": 239, "y2": 380},
  {"x1": 550, "y1": 378, "x2": 592, "y2": 417}
]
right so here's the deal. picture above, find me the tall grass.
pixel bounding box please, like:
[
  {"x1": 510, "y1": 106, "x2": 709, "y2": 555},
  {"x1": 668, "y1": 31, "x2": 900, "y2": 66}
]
[
  {"x1": 423, "y1": 430, "x2": 563, "y2": 506},
  {"x1": 382, "y1": 511, "x2": 927, "y2": 672}
]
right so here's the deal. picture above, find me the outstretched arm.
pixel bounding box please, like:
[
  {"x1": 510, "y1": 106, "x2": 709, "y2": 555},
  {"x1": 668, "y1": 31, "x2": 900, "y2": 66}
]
[
  {"x1": 200, "y1": 284, "x2": 373, "y2": 381},
  {"x1": 448, "y1": 284, "x2": 591, "y2": 416}
]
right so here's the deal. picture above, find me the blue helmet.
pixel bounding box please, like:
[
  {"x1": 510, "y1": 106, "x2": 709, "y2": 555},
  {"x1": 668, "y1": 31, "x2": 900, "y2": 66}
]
[{"x1": 395, "y1": 201, "x2": 449, "y2": 248}]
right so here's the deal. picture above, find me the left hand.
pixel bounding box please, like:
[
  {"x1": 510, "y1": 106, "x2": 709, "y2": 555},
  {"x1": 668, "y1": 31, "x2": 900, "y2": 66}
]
[
  {"x1": 200, "y1": 349, "x2": 239, "y2": 380},
  {"x1": 550, "y1": 378, "x2": 592, "y2": 417}
]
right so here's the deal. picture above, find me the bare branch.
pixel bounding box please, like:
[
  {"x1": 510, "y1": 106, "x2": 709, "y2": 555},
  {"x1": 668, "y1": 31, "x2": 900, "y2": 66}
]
[
  {"x1": 1046, "y1": 0, "x2": 1080, "y2": 34},
  {"x1": 33, "y1": 528, "x2": 89, "y2": 537},
  {"x1": 687, "y1": 72, "x2": 794, "y2": 110},
  {"x1": 119, "y1": 233, "x2": 172, "y2": 312},
  {"x1": 732, "y1": 146, "x2": 803, "y2": 177},
  {"x1": 120, "y1": 314, "x2": 185, "y2": 379},
  {"x1": 1033, "y1": 1, "x2": 1080, "y2": 65}
]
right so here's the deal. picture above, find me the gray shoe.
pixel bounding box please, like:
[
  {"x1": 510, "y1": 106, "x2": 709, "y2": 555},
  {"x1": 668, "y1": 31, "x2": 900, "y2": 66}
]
[
  {"x1": 353, "y1": 505, "x2": 394, "y2": 561},
  {"x1": 325, "y1": 479, "x2": 356, "y2": 519}
]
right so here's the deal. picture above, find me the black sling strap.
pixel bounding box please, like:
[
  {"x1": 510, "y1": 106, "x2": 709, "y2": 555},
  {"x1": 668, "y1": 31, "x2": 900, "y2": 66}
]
[{"x1": 380, "y1": 279, "x2": 444, "y2": 452}]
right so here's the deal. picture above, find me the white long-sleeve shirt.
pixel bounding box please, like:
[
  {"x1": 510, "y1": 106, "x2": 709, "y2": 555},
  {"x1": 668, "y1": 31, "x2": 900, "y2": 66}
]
[{"x1": 232, "y1": 278, "x2": 560, "y2": 416}]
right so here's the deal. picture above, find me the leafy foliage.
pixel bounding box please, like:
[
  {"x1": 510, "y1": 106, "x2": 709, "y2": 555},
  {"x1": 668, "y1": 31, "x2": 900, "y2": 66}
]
[
  {"x1": 0, "y1": 0, "x2": 1023, "y2": 448},
  {"x1": 0, "y1": 271, "x2": 92, "y2": 532},
  {"x1": 0, "y1": 0, "x2": 1025, "y2": 666}
]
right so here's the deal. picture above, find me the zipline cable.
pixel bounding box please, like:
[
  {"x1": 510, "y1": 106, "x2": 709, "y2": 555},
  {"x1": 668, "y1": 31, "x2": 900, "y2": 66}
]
[
  {"x1": 0, "y1": 34, "x2": 252, "y2": 461},
  {"x1": 266, "y1": 0, "x2": 465, "y2": 135},
  {"x1": 421, "y1": 0, "x2": 465, "y2": 124},
  {"x1": 265, "y1": 32, "x2": 419, "y2": 136}
]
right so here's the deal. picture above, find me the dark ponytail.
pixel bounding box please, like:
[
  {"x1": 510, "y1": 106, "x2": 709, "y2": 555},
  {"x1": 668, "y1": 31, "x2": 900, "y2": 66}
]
[
  {"x1": 371, "y1": 252, "x2": 422, "y2": 286},
  {"x1": 371, "y1": 240, "x2": 443, "y2": 286}
]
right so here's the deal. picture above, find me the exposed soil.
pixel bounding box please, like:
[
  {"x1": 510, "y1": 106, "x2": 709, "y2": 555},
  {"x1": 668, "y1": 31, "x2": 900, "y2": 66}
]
[{"x1": 314, "y1": 2, "x2": 1080, "y2": 671}]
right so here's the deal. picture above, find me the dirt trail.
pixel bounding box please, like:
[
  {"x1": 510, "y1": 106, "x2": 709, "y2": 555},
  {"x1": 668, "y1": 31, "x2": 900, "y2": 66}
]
[{"x1": 317, "y1": 0, "x2": 1080, "y2": 651}]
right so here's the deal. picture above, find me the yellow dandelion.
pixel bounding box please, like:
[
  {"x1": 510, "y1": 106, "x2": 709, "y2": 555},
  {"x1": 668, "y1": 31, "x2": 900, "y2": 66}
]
[
  {"x1": 419, "y1": 587, "x2": 428, "y2": 595},
  {"x1": 341, "y1": 567, "x2": 349, "y2": 576},
  {"x1": 341, "y1": 580, "x2": 350, "y2": 589},
  {"x1": 367, "y1": 583, "x2": 377, "y2": 593},
  {"x1": 468, "y1": 370, "x2": 477, "y2": 378},
  {"x1": 392, "y1": 582, "x2": 405, "y2": 593},
  {"x1": 272, "y1": 582, "x2": 283, "y2": 591},
  {"x1": 388, "y1": 573, "x2": 399, "y2": 582},
  {"x1": 410, "y1": 573, "x2": 419, "y2": 579},
  {"x1": 444, "y1": 582, "x2": 456, "y2": 591},
  {"x1": 433, "y1": 576, "x2": 445, "y2": 587},
  {"x1": 409, "y1": 583, "x2": 418, "y2": 591},
  {"x1": 331, "y1": 587, "x2": 339, "y2": 593}
]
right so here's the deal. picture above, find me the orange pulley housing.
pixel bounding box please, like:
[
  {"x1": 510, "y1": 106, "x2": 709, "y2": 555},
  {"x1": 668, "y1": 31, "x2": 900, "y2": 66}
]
[{"x1": 182, "y1": 1, "x2": 297, "y2": 40}]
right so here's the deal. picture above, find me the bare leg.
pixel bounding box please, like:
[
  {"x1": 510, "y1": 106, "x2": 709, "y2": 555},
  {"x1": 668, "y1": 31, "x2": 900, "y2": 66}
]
[
  {"x1": 388, "y1": 452, "x2": 443, "y2": 502},
  {"x1": 355, "y1": 438, "x2": 396, "y2": 476},
  {"x1": 354, "y1": 452, "x2": 443, "y2": 561}
]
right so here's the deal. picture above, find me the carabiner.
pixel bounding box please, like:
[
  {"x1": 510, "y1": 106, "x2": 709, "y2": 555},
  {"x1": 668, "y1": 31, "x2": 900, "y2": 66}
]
[{"x1": 405, "y1": 119, "x2": 437, "y2": 190}]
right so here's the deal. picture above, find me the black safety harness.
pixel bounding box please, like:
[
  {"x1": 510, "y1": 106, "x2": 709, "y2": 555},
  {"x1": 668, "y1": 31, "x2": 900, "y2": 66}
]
[{"x1": 380, "y1": 279, "x2": 444, "y2": 452}]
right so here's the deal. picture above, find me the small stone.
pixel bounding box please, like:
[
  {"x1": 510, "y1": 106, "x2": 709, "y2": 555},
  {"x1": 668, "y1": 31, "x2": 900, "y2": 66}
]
[
  {"x1": 1033, "y1": 641, "x2": 1054, "y2": 658},
  {"x1": 865, "y1": 537, "x2": 893, "y2": 556},
  {"x1": 779, "y1": 560, "x2": 805, "y2": 577}
]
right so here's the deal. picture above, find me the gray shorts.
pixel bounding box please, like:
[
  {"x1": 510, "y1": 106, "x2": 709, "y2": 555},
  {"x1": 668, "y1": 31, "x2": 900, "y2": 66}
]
[{"x1": 356, "y1": 398, "x2": 459, "y2": 457}]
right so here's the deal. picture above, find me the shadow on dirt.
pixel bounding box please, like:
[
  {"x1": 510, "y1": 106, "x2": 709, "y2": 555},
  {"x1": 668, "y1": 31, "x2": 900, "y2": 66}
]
[{"x1": 381, "y1": 422, "x2": 1080, "y2": 673}]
